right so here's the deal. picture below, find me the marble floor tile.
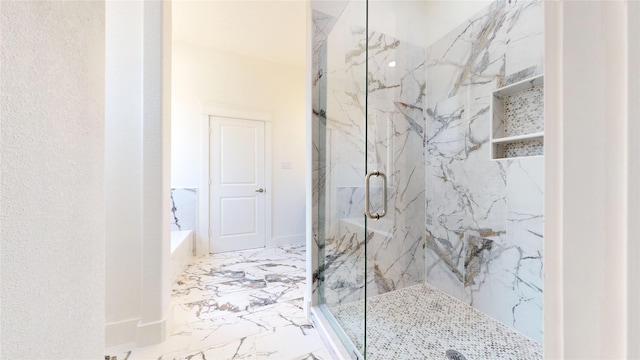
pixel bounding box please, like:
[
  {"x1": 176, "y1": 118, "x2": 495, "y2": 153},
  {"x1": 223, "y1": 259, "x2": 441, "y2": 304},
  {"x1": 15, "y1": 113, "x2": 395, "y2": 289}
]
[
  {"x1": 293, "y1": 347, "x2": 334, "y2": 360},
  {"x1": 254, "y1": 325, "x2": 325, "y2": 359},
  {"x1": 105, "y1": 244, "x2": 329, "y2": 360}
]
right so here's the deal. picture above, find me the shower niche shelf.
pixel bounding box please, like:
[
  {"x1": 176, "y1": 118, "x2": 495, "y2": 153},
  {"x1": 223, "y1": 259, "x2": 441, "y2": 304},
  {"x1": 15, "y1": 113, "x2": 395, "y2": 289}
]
[{"x1": 490, "y1": 74, "x2": 544, "y2": 160}]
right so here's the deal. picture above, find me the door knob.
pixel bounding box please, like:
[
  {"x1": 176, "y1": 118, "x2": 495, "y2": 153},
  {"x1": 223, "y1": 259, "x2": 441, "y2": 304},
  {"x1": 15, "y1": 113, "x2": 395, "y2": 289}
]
[{"x1": 255, "y1": 188, "x2": 265, "y2": 193}]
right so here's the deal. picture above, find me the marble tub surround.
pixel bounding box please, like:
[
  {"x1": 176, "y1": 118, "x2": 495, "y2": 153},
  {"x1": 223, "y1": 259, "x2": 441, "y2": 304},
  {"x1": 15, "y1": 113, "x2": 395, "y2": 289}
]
[
  {"x1": 335, "y1": 283, "x2": 542, "y2": 360},
  {"x1": 425, "y1": 0, "x2": 544, "y2": 342},
  {"x1": 170, "y1": 188, "x2": 197, "y2": 231},
  {"x1": 106, "y1": 245, "x2": 330, "y2": 360}
]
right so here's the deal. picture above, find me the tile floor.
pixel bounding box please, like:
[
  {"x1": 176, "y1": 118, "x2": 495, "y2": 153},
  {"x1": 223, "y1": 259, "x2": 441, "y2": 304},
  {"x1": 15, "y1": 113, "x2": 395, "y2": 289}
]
[
  {"x1": 106, "y1": 245, "x2": 331, "y2": 360},
  {"x1": 333, "y1": 283, "x2": 542, "y2": 360}
]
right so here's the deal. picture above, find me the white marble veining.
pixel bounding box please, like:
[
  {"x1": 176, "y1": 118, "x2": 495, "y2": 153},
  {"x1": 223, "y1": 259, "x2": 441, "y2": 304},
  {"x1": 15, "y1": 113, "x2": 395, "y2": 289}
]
[
  {"x1": 106, "y1": 245, "x2": 330, "y2": 360},
  {"x1": 504, "y1": 0, "x2": 544, "y2": 81},
  {"x1": 311, "y1": 12, "x2": 326, "y2": 311},
  {"x1": 365, "y1": 29, "x2": 426, "y2": 298},
  {"x1": 426, "y1": 0, "x2": 544, "y2": 343},
  {"x1": 319, "y1": 21, "x2": 427, "y2": 303},
  {"x1": 316, "y1": 3, "x2": 367, "y2": 329},
  {"x1": 312, "y1": 10, "x2": 339, "y2": 56},
  {"x1": 170, "y1": 188, "x2": 197, "y2": 232},
  {"x1": 312, "y1": 0, "x2": 544, "y2": 351}
]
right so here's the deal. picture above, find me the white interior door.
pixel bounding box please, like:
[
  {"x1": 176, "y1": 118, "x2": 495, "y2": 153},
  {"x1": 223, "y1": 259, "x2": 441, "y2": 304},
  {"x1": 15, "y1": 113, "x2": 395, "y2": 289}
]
[{"x1": 210, "y1": 116, "x2": 266, "y2": 253}]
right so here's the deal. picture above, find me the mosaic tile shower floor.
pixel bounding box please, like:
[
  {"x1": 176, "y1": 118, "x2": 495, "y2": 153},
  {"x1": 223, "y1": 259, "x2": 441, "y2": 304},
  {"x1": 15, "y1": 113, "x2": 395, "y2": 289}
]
[
  {"x1": 106, "y1": 245, "x2": 331, "y2": 360},
  {"x1": 332, "y1": 283, "x2": 542, "y2": 360}
]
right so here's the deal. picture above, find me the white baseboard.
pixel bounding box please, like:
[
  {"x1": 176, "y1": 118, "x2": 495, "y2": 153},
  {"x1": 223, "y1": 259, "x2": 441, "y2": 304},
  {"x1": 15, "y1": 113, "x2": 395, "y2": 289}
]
[
  {"x1": 268, "y1": 233, "x2": 305, "y2": 248},
  {"x1": 105, "y1": 317, "x2": 139, "y2": 347},
  {"x1": 137, "y1": 318, "x2": 167, "y2": 347}
]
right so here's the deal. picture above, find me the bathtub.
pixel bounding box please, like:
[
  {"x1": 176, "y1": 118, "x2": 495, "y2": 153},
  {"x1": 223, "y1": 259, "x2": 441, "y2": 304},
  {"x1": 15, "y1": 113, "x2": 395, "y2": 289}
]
[{"x1": 170, "y1": 230, "x2": 194, "y2": 285}]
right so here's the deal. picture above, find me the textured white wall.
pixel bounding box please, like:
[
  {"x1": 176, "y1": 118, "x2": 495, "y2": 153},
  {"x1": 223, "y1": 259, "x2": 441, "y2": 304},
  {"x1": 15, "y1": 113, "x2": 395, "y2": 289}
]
[
  {"x1": 0, "y1": 1, "x2": 105, "y2": 358},
  {"x1": 171, "y1": 42, "x2": 306, "y2": 250},
  {"x1": 105, "y1": 0, "x2": 144, "y2": 346}
]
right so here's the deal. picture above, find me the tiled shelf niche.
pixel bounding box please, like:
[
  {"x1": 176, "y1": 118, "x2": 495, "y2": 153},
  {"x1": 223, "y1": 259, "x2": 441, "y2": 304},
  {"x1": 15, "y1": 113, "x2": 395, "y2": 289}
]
[{"x1": 490, "y1": 74, "x2": 544, "y2": 159}]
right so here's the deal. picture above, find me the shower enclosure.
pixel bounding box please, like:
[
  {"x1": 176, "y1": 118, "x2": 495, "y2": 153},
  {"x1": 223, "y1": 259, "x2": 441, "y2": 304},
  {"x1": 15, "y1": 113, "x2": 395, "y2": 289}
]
[{"x1": 311, "y1": 1, "x2": 545, "y2": 359}]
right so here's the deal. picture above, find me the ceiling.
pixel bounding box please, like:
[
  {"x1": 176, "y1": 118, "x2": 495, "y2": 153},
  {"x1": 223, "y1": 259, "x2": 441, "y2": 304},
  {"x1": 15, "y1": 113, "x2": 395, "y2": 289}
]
[{"x1": 172, "y1": 0, "x2": 308, "y2": 68}]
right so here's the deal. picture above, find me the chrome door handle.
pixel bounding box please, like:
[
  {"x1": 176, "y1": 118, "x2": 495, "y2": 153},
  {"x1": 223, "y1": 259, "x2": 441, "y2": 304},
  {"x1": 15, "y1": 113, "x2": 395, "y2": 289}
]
[
  {"x1": 255, "y1": 188, "x2": 265, "y2": 193},
  {"x1": 365, "y1": 170, "x2": 387, "y2": 220}
]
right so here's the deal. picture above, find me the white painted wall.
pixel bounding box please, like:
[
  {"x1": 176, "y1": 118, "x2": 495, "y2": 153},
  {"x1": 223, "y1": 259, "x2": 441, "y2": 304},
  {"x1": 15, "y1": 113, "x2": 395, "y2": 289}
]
[
  {"x1": 105, "y1": 1, "x2": 171, "y2": 347},
  {"x1": 0, "y1": 1, "x2": 105, "y2": 358},
  {"x1": 105, "y1": 0, "x2": 144, "y2": 346},
  {"x1": 139, "y1": 0, "x2": 172, "y2": 346},
  {"x1": 627, "y1": 2, "x2": 640, "y2": 357},
  {"x1": 172, "y1": 41, "x2": 306, "y2": 252},
  {"x1": 545, "y1": 1, "x2": 638, "y2": 358}
]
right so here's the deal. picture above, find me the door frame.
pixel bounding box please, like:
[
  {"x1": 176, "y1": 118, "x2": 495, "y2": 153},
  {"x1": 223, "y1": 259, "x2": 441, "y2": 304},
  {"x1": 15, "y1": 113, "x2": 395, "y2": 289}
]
[{"x1": 199, "y1": 103, "x2": 272, "y2": 255}]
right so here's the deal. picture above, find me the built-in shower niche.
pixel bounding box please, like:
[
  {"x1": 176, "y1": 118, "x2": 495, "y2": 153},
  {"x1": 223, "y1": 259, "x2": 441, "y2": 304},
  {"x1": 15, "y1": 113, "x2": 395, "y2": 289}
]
[{"x1": 491, "y1": 75, "x2": 544, "y2": 159}]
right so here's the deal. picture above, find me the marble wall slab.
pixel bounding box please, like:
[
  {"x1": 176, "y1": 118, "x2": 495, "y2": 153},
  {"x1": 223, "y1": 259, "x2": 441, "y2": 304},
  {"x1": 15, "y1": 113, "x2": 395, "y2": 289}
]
[
  {"x1": 170, "y1": 188, "x2": 197, "y2": 232},
  {"x1": 311, "y1": 9, "x2": 338, "y2": 308},
  {"x1": 314, "y1": 5, "x2": 426, "y2": 314},
  {"x1": 317, "y1": 7, "x2": 367, "y2": 313},
  {"x1": 365, "y1": 30, "x2": 426, "y2": 297},
  {"x1": 307, "y1": 7, "x2": 346, "y2": 306},
  {"x1": 312, "y1": 0, "x2": 543, "y2": 347},
  {"x1": 425, "y1": 0, "x2": 544, "y2": 343}
]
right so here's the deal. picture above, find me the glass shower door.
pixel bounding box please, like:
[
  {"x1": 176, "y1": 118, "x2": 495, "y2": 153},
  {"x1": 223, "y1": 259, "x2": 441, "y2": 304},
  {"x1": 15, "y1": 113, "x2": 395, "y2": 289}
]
[
  {"x1": 316, "y1": 1, "x2": 545, "y2": 358},
  {"x1": 361, "y1": 1, "x2": 545, "y2": 358},
  {"x1": 315, "y1": 1, "x2": 426, "y2": 357},
  {"x1": 363, "y1": 2, "x2": 427, "y2": 358},
  {"x1": 316, "y1": 0, "x2": 367, "y2": 357}
]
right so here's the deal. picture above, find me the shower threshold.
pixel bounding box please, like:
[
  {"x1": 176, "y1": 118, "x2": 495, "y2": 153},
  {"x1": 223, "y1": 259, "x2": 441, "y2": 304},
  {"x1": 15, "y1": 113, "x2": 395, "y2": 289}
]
[{"x1": 324, "y1": 283, "x2": 542, "y2": 360}]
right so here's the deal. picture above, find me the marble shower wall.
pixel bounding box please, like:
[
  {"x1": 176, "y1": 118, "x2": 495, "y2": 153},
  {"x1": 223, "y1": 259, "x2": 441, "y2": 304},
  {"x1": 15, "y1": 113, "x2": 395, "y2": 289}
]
[
  {"x1": 310, "y1": 10, "x2": 324, "y2": 307},
  {"x1": 311, "y1": 8, "x2": 341, "y2": 307},
  {"x1": 316, "y1": 5, "x2": 426, "y2": 309},
  {"x1": 171, "y1": 188, "x2": 197, "y2": 231},
  {"x1": 365, "y1": 31, "x2": 426, "y2": 296},
  {"x1": 425, "y1": 0, "x2": 544, "y2": 342},
  {"x1": 318, "y1": 4, "x2": 367, "y2": 310}
]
